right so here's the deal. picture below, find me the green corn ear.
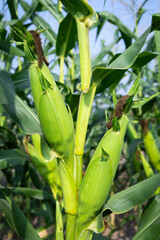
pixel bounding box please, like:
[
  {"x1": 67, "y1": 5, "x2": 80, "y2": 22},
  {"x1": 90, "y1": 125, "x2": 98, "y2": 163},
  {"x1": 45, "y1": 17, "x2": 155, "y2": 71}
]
[
  {"x1": 143, "y1": 130, "x2": 160, "y2": 172},
  {"x1": 139, "y1": 151, "x2": 154, "y2": 178},
  {"x1": 76, "y1": 115, "x2": 128, "y2": 236},
  {"x1": 40, "y1": 62, "x2": 57, "y2": 88},
  {"x1": 29, "y1": 63, "x2": 43, "y2": 111},
  {"x1": 38, "y1": 87, "x2": 75, "y2": 171},
  {"x1": 29, "y1": 62, "x2": 57, "y2": 111}
]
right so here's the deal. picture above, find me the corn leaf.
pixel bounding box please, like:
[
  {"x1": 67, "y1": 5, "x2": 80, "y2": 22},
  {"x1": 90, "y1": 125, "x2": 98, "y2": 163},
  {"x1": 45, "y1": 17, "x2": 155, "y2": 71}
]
[
  {"x1": 95, "y1": 11, "x2": 136, "y2": 47},
  {"x1": 0, "y1": 39, "x2": 25, "y2": 57},
  {"x1": 0, "y1": 19, "x2": 18, "y2": 29},
  {"x1": 8, "y1": 187, "x2": 54, "y2": 201},
  {"x1": 0, "y1": 70, "x2": 42, "y2": 134},
  {"x1": 20, "y1": 0, "x2": 57, "y2": 45},
  {"x1": 86, "y1": 174, "x2": 160, "y2": 234},
  {"x1": 133, "y1": 194, "x2": 160, "y2": 240},
  {"x1": 131, "y1": 51, "x2": 159, "y2": 70},
  {"x1": 132, "y1": 92, "x2": 160, "y2": 109},
  {"x1": 104, "y1": 174, "x2": 160, "y2": 214},
  {"x1": 39, "y1": 0, "x2": 63, "y2": 22},
  {"x1": 0, "y1": 192, "x2": 14, "y2": 230},
  {"x1": 0, "y1": 149, "x2": 27, "y2": 170},
  {"x1": 60, "y1": 0, "x2": 97, "y2": 27},
  {"x1": 56, "y1": 13, "x2": 77, "y2": 57},
  {"x1": 20, "y1": 0, "x2": 39, "y2": 23},
  {"x1": 7, "y1": 0, "x2": 18, "y2": 19},
  {"x1": 93, "y1": 13, "x2": 160, "y2": 93},
  {"x1": 11, "y1": 69, "x2": 30, "y2": 92},
  {"x1": 0, "y1": 187, "x2": 42, "y2": 240}
]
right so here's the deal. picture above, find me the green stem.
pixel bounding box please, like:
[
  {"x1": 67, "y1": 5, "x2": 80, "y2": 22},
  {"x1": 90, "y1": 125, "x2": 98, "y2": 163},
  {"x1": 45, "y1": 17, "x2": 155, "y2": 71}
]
[
  {"x1": 59, "y1": 56, "x2": 64, "y2": 84},
  {"x1": 66, "y1": 214, "x2": 76, "y2": 240},
  {"x1": 75, "y1": 84, "x2": 97, "y2": 156},
  {"x1": 75, "y1": 84, "x2": 97, "y2": 188},
  {"x1": 76, "y1": 20, "x2": 91, "y2": 92},
  {"x1": 74, "y1": 154, "x2": 83, "y2": 189}
]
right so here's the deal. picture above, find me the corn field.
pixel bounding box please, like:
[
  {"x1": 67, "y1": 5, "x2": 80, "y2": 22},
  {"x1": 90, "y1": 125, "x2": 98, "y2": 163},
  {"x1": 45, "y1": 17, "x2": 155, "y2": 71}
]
[{"x1": 0, "y1": 0, "x2": 160, "y2": 240}]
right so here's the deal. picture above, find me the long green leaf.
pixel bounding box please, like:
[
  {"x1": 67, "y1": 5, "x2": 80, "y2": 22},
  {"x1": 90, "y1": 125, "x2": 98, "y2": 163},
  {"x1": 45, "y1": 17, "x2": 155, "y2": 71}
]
[
  {"x1": 20, "y1": 0, "x2": 39, "y2": 23},
  {"x1": 0, "y1": 70, "x2": 42, "y2": 134},
  {"x1": 56, "y1": 13, "x2": 77, "y2": 57},
  {"x1": 20, "y1": 0, "x2": 56, "y2": 45},
  {"x1": 133, "y1": 194, "x2": 160, "y2": 240},
  {"x1": 96, "y1": 11, "x2": 136, "y2": 47},
  {"x1": 0, "y1": 39, "x2": 25, "y2": 57},
  {"x1": 11, "y1": 69, "x2": 30, "y2": 92},
  {"x1": 87, "y1": 174, "x2": 160, "y2": 234},
  {"x1": 9, "y1": 187, "x2": 54, "y2": 201},
  {"x1": 93, "y1": 13, "x2": 160, "y2": 93},
  {"x1": 0, "y1": 149, "x2": 27, "y2": 170},
  {"x1": 0, "y1": 20, "x2": 18, "y2": 29},
  {"x1": 0, "y1": 192, "x2": 14, "y2": 230},
  {"x1": 39, "y1": 0, "x2": 63, "y2": 22},
  {"x1": 132, "y1": 92, "x2": 160, "y2": 109},
  {"x1": 131, "y1": 51, "x2": 159, "y2": 70},
  {"x1": 104, "y1": 174, "x2": 160, "y2": 214},
  {"x1": 0, "y1": 187, "x2": 42, "y2": 240}
]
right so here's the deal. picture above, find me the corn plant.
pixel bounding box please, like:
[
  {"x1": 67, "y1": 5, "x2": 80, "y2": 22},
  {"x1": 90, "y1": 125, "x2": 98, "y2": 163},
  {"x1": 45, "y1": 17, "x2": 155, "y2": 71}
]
[{"x1": 1, "y1": 1, "x2": 160, "y2": 240}]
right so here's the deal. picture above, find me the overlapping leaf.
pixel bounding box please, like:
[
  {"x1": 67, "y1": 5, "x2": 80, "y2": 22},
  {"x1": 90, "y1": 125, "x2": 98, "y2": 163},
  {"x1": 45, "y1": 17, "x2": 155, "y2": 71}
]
[
  {"x1": 0, "y1": 70, "x2": 42, "y2": 134},
  {"x1": 0, "y1": 186, "x2": 42, "y2": 240},
  {"x1": 39, "y1": 0, "x2": 63, "y2": 22},
  {"x1": 95, "y1": 11, "x2": 136, "y2": 47},
  {"x1": 20, "y1": 0, "x2": 56, "y2": 45},
  {"x1": 133, "y1": 194, "x2": 160, "y2": 240},
  {"x1": 56, "y1": 13, "x2": 77, "y2": 57},
  {"x1": 86, "y1": 174, "x2": 160, "y2": 234},
  {"x1": 0, "y1": 149, "x2": 27, "y2": 170},
  {"x1": 92, "y1": 13, "x2": 160, "y2": 93}
]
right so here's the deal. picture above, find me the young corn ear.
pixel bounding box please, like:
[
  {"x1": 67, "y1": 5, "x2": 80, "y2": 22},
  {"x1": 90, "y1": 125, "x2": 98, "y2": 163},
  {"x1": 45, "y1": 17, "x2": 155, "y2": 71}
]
[
  {"x1": 138, "y1": 151, "x2": 154, "y2": 178},
  {"x1": 144, "y1": 130, "x2": 160, "y2": 172},
  {"x1": 29, "y1": 61, "x2": 75, "y2": 171},
  {"x1": 76, "y1": 115, "x2": 128, "y2": 237},
  {"x1": 140, "y1": 120, "x2": 160, "y2": 172},
  {"x1": 38, "y1": 87, "x2": 75, "y2": 172},
  {"x1": 29, "y1": 63, "x2": 43, "y2": 111}
]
